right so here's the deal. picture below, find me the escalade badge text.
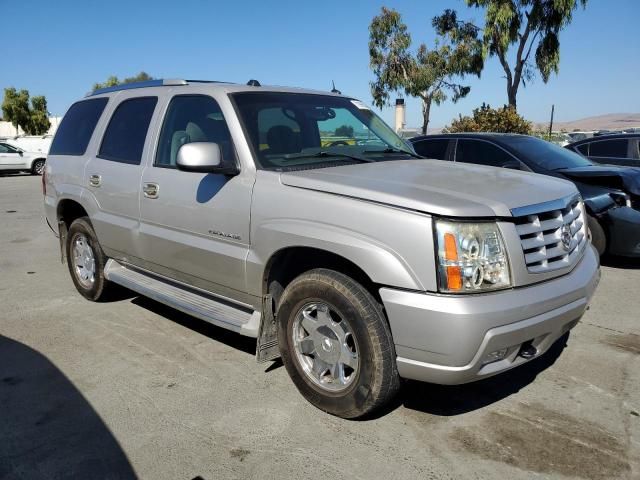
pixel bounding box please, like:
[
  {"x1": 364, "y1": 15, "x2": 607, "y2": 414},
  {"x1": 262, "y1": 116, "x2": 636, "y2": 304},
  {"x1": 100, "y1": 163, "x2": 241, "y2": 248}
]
[
  {"x1": 560, "y1": 225, "x2": 572, "y2": 251},
  {"x1": 208, "y1": 229, "x2": 241, "y2": 241}
]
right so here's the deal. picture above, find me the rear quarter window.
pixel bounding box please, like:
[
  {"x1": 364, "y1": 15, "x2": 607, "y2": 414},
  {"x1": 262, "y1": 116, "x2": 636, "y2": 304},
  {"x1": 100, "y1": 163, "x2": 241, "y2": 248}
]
[{"x1": 49, "y1": 98, "x2": 109, "y2": 156}]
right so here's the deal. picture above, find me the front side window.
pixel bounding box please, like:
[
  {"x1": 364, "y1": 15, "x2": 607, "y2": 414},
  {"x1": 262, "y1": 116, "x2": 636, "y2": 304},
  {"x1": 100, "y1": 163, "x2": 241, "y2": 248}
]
[
  {"x1": 455, "y1": 139, "x2": 515, "y2": 167},
  {"x1": 232, "y1": 92, "x2": 413, "y2": 170},
  {"x1": 0, "y1": 143, "x2": 19, "y2": 153},
  {"x1": 589, "y1": 139, "x2": 628, "y2": 158},
  {"x1": 413, "y1": 139, "x2": 449, "y2": 160},
  {"x1": 501, "y1": 136, "x2": 593, "y2": 171},
  {"x1": 98, "y1": 97, "x2": 157, "y2": 164},
  {"x1": 156, "y1": 95, "x2": 235, "y2": 168},
  {"x1": 49, "y1": 98, "x2": 108, "y2": 156}
]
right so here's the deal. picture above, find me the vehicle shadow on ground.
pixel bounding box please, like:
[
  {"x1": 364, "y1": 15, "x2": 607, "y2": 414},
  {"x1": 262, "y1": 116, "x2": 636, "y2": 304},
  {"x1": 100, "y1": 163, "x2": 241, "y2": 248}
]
[
  {"x1": 0, "y1": 335, "x2": 137, "y2": 479},
  {"x1": 131, "y1": 295, "x2": 257, "y2": 355},
  {"x1": 600, "y1": 255, "x2": 640, "y2": 269}
]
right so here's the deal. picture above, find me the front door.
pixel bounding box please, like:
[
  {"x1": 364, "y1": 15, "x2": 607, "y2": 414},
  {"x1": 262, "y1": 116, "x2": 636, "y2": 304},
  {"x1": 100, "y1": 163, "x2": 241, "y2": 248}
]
[
  {"x1": 83, "y1": 95, "x2": 158, "y2": 260},
  {"x1": 0, "y1": 143, "x2": 26, "y2": 171},
  {"x1": 138, "y1": 94, "x2": 253, "y2": 301}
]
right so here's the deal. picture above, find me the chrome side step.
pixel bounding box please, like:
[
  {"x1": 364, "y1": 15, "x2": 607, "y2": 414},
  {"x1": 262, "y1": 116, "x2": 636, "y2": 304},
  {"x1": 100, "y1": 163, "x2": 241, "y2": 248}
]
[{"x1": 104, "y1": 260, "x2": 260, "y2": 337}]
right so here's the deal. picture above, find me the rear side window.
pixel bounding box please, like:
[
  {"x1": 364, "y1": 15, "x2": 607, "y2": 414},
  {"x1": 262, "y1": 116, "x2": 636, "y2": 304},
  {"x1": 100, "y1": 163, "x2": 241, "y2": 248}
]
[
  {"x1": 412, "y1": 139, "x2": 449, "y2": 159},
  {"x1": 49, "y1": 98, "x2": 108, "y2": 156},
  {"x1": 98, "y1": 97, "x2": 157, "y2": 164},
  {"x1": 455, "y1": 139, "x2": 515, "y2": 167},
  {"x1": 589, "y1": 139, "x2": 628, "y2": 158}
]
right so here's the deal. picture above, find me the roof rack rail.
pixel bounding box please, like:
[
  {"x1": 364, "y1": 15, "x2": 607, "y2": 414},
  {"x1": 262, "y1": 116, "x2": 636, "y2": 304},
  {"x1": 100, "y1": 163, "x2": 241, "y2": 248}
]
[{"x1": 87, "y1": 78, "x2": 188, "y2": 97}]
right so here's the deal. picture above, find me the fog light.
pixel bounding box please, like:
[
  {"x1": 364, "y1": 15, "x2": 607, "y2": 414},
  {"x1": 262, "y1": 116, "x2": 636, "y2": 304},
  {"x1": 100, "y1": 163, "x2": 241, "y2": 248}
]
[{"x1": 482, "y1": 348, "x2": 508, "y2": 366}]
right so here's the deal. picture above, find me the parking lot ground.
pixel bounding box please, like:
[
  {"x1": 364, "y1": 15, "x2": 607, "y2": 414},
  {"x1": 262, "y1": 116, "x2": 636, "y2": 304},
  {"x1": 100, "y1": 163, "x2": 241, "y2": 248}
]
[{"x1": 1, "y1": 174, "x2": 639, "y2": 480}]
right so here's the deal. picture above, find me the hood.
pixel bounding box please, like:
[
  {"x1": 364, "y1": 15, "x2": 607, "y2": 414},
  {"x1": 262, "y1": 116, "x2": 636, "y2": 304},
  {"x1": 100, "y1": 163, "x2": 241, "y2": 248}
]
[
  {"x1": 556, "y1": 165, "x2": 640, "y2": 196},
  {"x1": 280, "y1": 160, "x2": 576, "y2": 217}
]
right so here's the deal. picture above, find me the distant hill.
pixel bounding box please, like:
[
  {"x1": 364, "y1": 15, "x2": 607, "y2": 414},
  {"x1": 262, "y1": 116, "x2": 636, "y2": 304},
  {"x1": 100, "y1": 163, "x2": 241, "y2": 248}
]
[{"x1": 534, "y1": 113, "x2": 640, "y2": 132}]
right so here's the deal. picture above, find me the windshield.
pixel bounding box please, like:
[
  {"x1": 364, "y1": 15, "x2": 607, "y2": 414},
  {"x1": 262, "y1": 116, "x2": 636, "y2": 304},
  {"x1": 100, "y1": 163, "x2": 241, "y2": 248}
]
[
  {"x1": 232, "y1": 92, "x2": 415, "y2": 170},
  {"x1": 502, "y1": 136, "x2": 593, "y2": 170}
]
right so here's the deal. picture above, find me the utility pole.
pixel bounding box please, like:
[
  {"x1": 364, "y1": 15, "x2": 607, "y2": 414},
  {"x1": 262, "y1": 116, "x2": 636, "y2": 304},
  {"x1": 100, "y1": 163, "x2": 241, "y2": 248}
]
[{"x1": 548, "y1": 104, "x2": 555, "y2": 140}]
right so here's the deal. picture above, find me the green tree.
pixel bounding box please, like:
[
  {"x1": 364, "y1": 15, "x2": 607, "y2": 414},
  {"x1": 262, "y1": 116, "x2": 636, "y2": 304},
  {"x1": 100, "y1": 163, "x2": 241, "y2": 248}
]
[
  {"x1": 434, "y1": 0, "x2": 587, "y2": 109},
  {"x1": 2, "y1": 88, "x2": 30, "y2": 135},
  {"x1": 369, "y1": 7, "x2": 482, "y2": 135},
  {"x1": 93, "y1": 71, "x2": 154, "y2": 91},
  {"x1": 334, "y1": 125, "x2": 354, "y2": 137},
  {"x1": 444, "y1": 103, "x2": 532, "y2": 133},
  {"x1": 28, "y1": 95, "x2": 51, "y2": 135},
  {"x1": 2, "y1": 88, "x2": 51, "y2": 135}
]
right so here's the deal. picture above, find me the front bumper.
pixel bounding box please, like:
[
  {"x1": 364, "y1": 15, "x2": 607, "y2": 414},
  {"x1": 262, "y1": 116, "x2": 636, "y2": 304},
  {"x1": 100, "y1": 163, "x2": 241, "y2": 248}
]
[
  {"x1": 604, "y1": 206, "x2": 640, "y2": 257},
  {"x1": 380, "y1": 245, "x2": 600, "y2": 385}
]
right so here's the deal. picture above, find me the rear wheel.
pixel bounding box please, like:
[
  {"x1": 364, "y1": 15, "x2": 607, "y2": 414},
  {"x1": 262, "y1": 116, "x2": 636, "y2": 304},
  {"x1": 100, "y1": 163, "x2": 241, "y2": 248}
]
[
  {"x1": 31, "y1": 159, "x2": 45, "y2": 176},
  {"x1": 277, "y1": 269, "x2": 400, "y2": 418},
  {"x1": 587, "y1": 215, "x2": 606, "y2": 256},
  {"x1": 65, "y1": 217, "x2": 112, "y2": 301}
]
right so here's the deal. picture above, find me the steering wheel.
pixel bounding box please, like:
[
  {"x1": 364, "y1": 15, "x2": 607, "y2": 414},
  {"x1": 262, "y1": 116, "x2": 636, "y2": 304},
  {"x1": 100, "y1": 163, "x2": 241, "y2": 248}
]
[{"x1": 327, "y1": 140, "x2": 349, "y2": 147}]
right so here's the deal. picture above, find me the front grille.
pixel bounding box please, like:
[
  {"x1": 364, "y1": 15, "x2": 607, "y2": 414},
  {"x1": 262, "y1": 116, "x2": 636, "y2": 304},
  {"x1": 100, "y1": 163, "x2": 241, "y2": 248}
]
[{"x1": 514, "y1": 197, "x2": 587, "y2": 273}]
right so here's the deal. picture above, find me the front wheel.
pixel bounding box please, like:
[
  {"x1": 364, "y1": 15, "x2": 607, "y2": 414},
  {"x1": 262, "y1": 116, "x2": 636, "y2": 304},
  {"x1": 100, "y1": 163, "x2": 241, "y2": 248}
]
[
  {"x1": 277, "y1": 269, "x2": 400, "y2": 418},
  {"x1": 587, "y1": 215, "x2": 606, "y2": 256},
  {"x1": 31, "y1": 159, "x2": 45, "y2": 176}
]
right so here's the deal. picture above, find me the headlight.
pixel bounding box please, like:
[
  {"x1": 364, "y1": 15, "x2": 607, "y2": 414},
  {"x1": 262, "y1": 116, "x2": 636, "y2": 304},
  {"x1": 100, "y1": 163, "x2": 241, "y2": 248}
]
[{"x1": 435, "y1": 220, "x2": 511, "y2": 293}]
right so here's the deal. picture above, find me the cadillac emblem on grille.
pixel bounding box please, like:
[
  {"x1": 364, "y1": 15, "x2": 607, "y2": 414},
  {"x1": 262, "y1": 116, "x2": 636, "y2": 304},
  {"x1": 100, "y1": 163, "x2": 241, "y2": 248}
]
[{"x1": 560, "y1": 224, "x2": 572, "y2": 251}]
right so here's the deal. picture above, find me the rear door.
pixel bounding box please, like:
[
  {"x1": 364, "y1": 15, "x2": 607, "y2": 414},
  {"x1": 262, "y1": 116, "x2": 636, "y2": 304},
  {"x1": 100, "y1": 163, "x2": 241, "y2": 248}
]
[
  {"x1": 137, "y1": 93, "x2": 253, "y2": 301},
  {"x1": 83, "y1": 94, "x2": 158, "y2": 261}
]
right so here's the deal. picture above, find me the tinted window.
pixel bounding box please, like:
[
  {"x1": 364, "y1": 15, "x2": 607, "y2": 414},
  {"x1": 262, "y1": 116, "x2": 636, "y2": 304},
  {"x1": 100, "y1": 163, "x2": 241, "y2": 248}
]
[
  {"x1": 156, "y1": 95, "x2": 235, "y2": 167},
  {"x1": 0, "y1": 143, "x2": 18, "y2": 153},
  {"x1": 455, "y1": 139, "x2": 515, "y2": 167},
  {"x1": 99, "y1": 97, "x2": 157, "y2": 164},
  {"x1": 589, "y1": 139, "x2": 628, "y2": 158},
  {"x1": 49, "y1": 98, "x2": 108, "y2": 156},
  {"x1": 413, "y1": 139, "x2": 449, "y2": 160},
  {"x1": 500, "y1": 136, "x2": 592, "y2": 170},
  {"x1": 576, "y1": 143, "x2": 589, "y2": 155}
]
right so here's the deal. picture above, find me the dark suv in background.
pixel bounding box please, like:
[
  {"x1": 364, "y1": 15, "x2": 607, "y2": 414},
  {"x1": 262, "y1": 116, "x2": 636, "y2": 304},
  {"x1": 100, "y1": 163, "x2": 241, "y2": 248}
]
[
  {"x1": 565, "y1": 133, "x2": 640, "y2": 167},
  {"x1": 410, "y1": 133, "x2": 640, "y2": 258}
]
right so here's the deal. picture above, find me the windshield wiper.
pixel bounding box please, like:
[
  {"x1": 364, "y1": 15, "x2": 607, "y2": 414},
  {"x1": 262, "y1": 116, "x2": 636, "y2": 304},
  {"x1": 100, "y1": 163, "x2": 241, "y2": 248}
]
[
  {"x1": 363, "y1": 147, "x2": 423, "y2": 159},
  {"x1": 281, "y1": 151, "x2": 376, "y2": 163}
]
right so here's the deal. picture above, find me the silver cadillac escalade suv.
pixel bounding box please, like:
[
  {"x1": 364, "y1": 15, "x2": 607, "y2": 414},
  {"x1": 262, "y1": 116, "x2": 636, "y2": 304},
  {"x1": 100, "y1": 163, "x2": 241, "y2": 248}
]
[{"x1": 44, "y1": 79, "x2": 600, "y2": 418}]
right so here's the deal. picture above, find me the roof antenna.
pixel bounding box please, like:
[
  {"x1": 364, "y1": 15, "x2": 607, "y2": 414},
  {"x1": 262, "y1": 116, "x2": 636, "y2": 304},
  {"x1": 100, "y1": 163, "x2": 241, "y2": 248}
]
[
  {"x1": 331, "y1": 80, "x2": 341, "y2": 95},
  {"x1": 247, "y1": 79, "x2": 261, "y2": 87}
]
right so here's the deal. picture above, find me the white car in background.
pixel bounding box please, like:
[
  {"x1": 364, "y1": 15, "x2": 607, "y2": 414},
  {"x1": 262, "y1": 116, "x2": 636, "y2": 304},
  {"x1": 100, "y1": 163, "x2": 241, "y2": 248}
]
[{"x1": 0, "y1": 142, "x2": 46, "y2": 175}]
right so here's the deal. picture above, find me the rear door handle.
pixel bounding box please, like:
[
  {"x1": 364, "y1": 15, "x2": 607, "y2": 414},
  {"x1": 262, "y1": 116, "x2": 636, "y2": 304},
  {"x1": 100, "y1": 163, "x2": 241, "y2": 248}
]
[
  {"x1": 143, "y1": 183, "x2": 159, "y2": 199},
  {"x1": 89, "y1": 174, "x2": 101, "y2": 187}
]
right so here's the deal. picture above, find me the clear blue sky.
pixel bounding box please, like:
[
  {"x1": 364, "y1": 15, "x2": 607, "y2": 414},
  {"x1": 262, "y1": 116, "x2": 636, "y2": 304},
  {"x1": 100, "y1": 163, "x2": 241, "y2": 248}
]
[{"x1": 1, "y1": 0, "x2": 638, "y2": 128}]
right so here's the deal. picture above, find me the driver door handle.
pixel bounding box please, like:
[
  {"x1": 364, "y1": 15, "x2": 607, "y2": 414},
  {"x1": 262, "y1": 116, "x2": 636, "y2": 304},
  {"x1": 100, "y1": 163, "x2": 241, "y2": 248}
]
[{"x1": 143, "y1": 182, "x2": 160, "y2": 199}]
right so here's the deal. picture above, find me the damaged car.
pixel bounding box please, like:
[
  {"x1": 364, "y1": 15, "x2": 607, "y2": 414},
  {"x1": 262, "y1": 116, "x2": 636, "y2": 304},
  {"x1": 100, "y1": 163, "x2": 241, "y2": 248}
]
[{"x1": 410, "y1": 133, "x2": 640, "y2": 257}]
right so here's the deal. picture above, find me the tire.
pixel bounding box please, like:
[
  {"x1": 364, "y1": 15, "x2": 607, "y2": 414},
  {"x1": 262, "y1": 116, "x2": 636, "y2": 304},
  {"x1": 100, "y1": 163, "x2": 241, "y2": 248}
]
[
  {"x1": 276, "y1": 268, "x2": 400, "y2": 419},
  {"x1": 65, "y1": 217, "x2": 112, "y2": 301},
  {"x1": 31, "y1": 159, "x2": 45, "y2": 176},
  {"x1": 587, "y1": 215, "x2": 606, "y2": 256}
]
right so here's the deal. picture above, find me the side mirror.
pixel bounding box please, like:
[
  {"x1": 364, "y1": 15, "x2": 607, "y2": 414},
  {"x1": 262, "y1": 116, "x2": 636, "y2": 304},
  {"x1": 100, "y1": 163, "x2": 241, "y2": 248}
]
[
  {"x1": 502, "y1": 159, "x2": 521, "y2": 170},
  {"x1": 176, "y1": 142, "x2": 238, "y2": 175}
]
